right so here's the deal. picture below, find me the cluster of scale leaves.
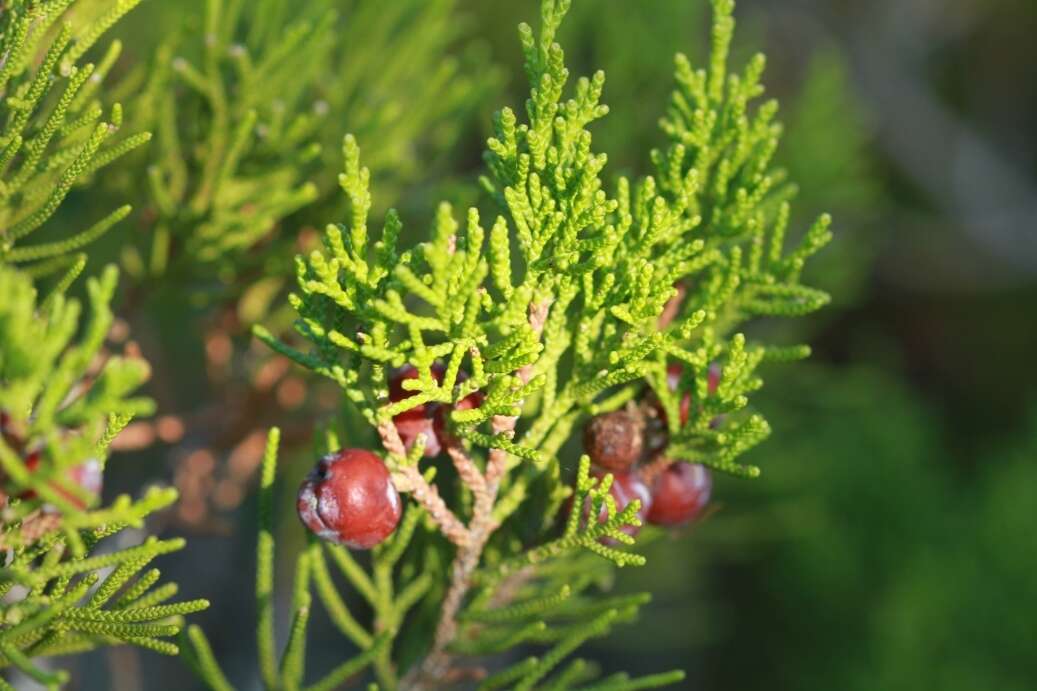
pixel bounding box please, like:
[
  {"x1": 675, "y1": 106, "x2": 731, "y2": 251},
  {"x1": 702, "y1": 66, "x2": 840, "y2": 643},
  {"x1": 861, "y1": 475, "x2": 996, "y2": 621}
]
[
  {"x1": 112, "y1": 0, "x2": 496, "y2": 300},
  {"x1": 0, "y1": 264, "x2": 208, "y2": 687},
  {"x1": 269, "y1": 0, "x2": 832, "y2": 515},
  {"x1": 0, "y1": 0, "x2": 152, "y2": 279},
  {"x1": 248, "y1": 0, "x2": 833, "y2": 688},
  {"x1": 0, "y1": 264, "x2": 152, "y2": 520},
  {"x1": 0, "y1": 6, "x2": 216, "y2": 674},
  {"x1": 0, "y1": 525, "x2": 207, "y2": 691}
]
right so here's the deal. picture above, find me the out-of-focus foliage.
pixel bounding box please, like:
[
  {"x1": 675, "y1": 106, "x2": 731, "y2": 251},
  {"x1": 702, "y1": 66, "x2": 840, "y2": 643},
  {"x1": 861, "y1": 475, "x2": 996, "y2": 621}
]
[
  {"x1": 0, "y1": 0, "x2": 150, "y2": 279},
  {"x1": 708, "y1": 367, "x2": 1037, "y2": 691},
  {"x1": 0, "y1": 265, "x2": 206, "y2": 687},
  {"x1": 107, "y1": 0, "x2": 497, "y2": 309},
  {"x1": 780, "y1": 51, "x2": 879, "y2": 307}
]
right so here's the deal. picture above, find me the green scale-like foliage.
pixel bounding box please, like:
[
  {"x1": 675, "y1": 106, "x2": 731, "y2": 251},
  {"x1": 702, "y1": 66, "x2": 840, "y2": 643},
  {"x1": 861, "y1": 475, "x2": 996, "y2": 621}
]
[
  {"x1": 0, "y1": 266, "x2": 152, "y2": 514},
  {"x1": 0, "y1": 524, "x2": 207, "y2": 691},
  {"x1": 0, "y1": 0, "x2": 152, "y2": 279},
  {"x1": 112, "y1": 0, "x2": 496, "y2": 305},
  {"x1": 208, "y1": 0, "x2": 833, "y2": 687},
  {"x1": 263, "y1": 0, "x2": 831, "y2": 479},
  {"x1": 0, "y1": 264, "x2": 207, "y2": 687},
  {"x1": 0, "y1": 3, "x2": 209, "y2": 686}
]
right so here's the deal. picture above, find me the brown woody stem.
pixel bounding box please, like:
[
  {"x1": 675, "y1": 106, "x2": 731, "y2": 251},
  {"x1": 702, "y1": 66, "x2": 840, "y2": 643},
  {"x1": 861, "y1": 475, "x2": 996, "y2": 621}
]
[{"x1": 406, "y1": 301, "x2": 551, "y2": 688}]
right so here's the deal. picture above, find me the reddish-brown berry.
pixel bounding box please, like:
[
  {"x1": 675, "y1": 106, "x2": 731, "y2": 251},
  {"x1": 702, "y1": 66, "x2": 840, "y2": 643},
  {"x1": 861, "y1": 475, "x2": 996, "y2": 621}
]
[
  {"x1": 583, "y1": 411, "x2": 644, "y2": 472},
  {"x1": 388, "y1": 364, "x2": 442, "y2": 421},
  {"x1": 393, "y1": 415, "x2": 441, "y2": 457},
  {"x1": 646, "y1": 461, "x2": 712, "y2": 526},
  {"x1": 707, "y1": 362, "x2": 721, "y2": 394},
  {"x1": 389, "y1": 363, "x2": 483, "y2": 456},
  {"x1": 297, "y1": 449, "x2": 402, "y2": 549},
  {"x1": 389, "y1": 364, "x2": 444, "y2": 456}
]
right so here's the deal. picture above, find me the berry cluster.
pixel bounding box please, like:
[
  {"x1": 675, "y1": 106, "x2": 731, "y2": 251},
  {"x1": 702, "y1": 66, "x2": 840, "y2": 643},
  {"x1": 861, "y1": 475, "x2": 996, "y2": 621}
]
[
  {"x1": 0, "y1": 411, "x2": 103, "y2": 511},
  {"x1": 296, "y1": 364, "x2": 483, "y2": 549},
  {"x1": 295, "y1": 361, "x2": 714, "y2": 551},
  {"x1": 388, "y1": 363, "x2": 483, "y2": 457},
  {"x1": 580, "y1": 364, "x2": 717, "y2": 538}
]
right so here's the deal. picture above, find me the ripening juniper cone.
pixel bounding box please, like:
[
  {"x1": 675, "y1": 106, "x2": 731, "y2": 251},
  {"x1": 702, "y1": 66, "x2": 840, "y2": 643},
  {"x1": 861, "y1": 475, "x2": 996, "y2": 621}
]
[
  {"x1": 647, "y1": 461, "x2": 712, "y2": 526},
  {"x1": 583, "y1": 410, "x2": 645, "y2": 472},
  {"x1": 389, "y1": 363, "x2": 483, "y2": 456},
  {"x1": 389, "y1": 364, "x2": 442, "y2": 457},
  {"x1": 389, "y1": 361, "x2": 483, "y2": 452},
  {"x1": 297, "y1": 449, "x2": 402, "y2": 549}
]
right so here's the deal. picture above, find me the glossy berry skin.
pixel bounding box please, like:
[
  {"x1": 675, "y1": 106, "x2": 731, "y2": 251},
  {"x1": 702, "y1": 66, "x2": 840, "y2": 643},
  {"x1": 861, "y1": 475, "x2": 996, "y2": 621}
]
[
  {"x1": 647, "y1": 461, "x2": 712, "y2": 526},
  {"x1": 583, "y1": 411, "x2": 643, "y2": 472},
  {"x1": 586, "y1": 469, "x2": 652, "y2": 542},
  {"x1": 297, "y1": 449, "x2": 402, "y2": 549}
]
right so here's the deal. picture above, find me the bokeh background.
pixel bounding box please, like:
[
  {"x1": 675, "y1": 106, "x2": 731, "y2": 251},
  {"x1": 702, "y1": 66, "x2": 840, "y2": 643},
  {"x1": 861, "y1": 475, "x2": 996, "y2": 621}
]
[{"x1": 42, "y1": 0, "x2": 1037, "y2": 688}]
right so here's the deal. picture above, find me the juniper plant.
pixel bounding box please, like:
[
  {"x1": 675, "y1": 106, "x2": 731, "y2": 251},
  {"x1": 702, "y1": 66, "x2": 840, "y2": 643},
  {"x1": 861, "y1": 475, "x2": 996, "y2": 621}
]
[
  {"x1": 0, "y1": 0, "x2": 151, "y2": 280},
  {"x1": 92, "y1": 0, "x2": 497, "y2": 531},
  {"x1": 199, "y1": 0, "x2": 838, "y2": 687},
  {"x1": 0, "y1": 0, "x2": 844, "y2": 688},
  {"x1": 0, "y1": 5, "x2": 212, "y2": 685},
  {"x1": 112, "y1": 0, "x2": 495, "y2": 305},
  {"x1": 0, "y1": 264, "x2": 207, "y2": 688}
]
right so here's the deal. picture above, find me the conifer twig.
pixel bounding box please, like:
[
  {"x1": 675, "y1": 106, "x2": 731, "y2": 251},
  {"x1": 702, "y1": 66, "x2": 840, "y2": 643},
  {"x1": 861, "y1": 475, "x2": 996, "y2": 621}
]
[
  {"x1": 411, "y1": 301, "x2": 551, "y2": 687},
  {"x1": 254, "y1": 0, "x2": 836, "y2": 685},
  {"x1": 378, "y1": 421, "x2": 469, "y2": 547},
  {"x1": 0, "y1": 511, "x2": 62, "y2": 550}
]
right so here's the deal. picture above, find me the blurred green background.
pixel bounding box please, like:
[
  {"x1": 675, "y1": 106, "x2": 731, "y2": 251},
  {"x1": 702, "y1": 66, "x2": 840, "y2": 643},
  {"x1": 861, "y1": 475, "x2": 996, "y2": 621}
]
[{"x1": 47, "y1": 0, "x2": 1037, "y2": 688}]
